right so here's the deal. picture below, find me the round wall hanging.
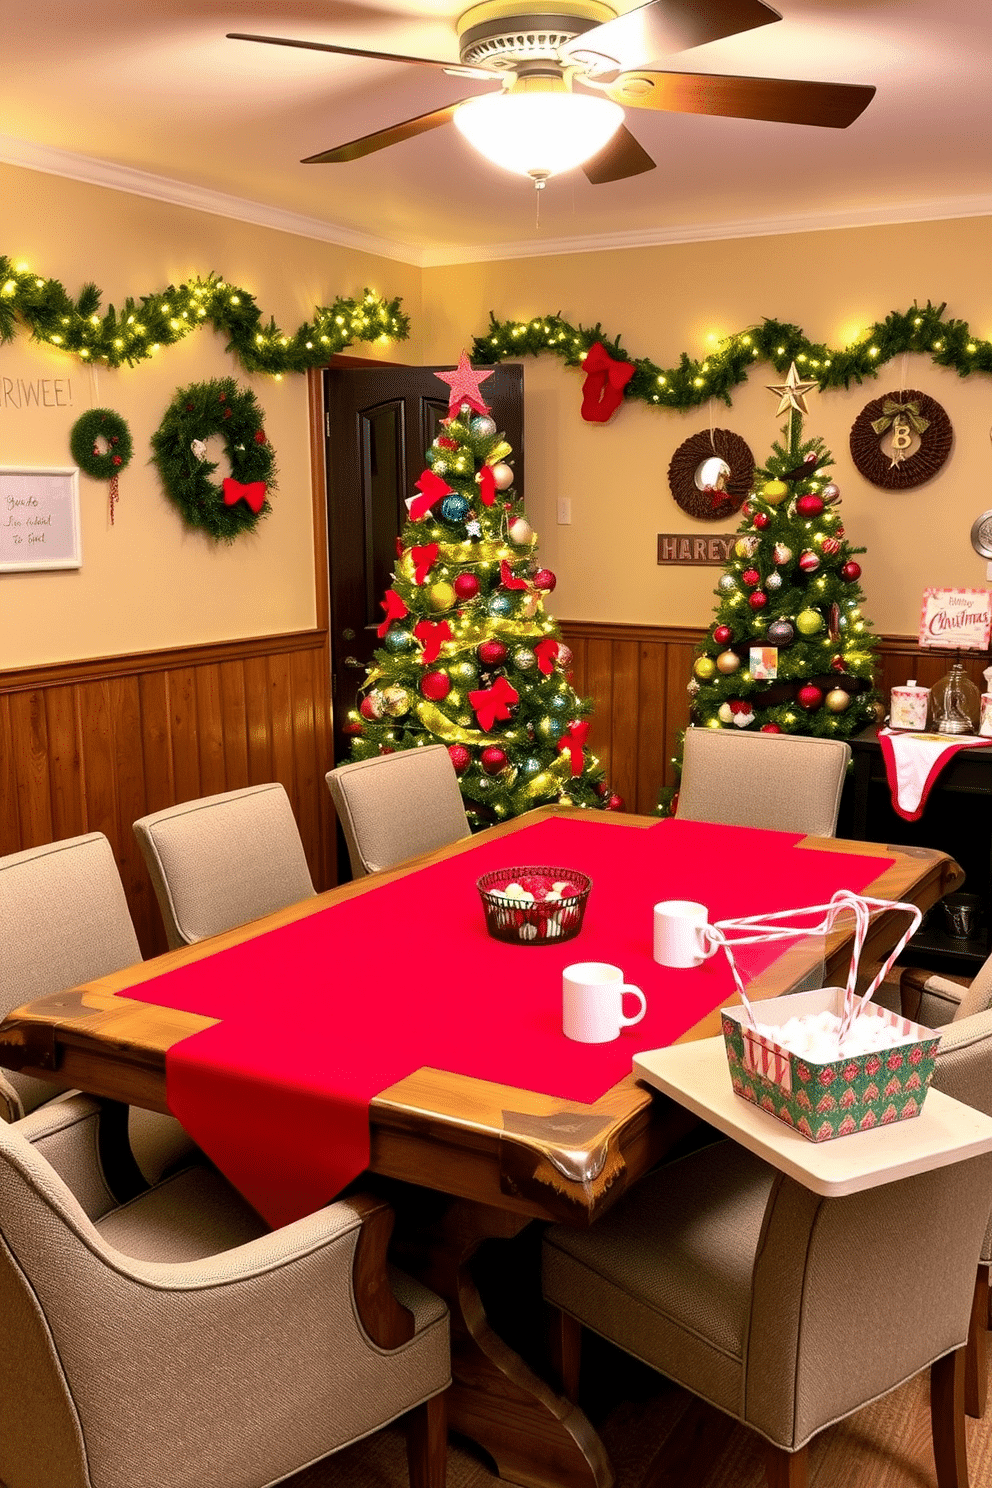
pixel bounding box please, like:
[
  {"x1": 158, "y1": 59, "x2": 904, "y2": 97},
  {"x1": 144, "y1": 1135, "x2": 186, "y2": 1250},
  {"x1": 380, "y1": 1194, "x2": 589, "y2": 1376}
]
[
  {"x1": 69, "y1": 408, "x2": 133, "y2": 524},
  {"x1": 849, "y1": 389, "x2": 952, "y2": 490},
  {"x1": 151, "y1": 377, "x2": 276, "y2": 541},
  {"x1": 667, "y1": 429, "x2": 754, "y2": 521}
]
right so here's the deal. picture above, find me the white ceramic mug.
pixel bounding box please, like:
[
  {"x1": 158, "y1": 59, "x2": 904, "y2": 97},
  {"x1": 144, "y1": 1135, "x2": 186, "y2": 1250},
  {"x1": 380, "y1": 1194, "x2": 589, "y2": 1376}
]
[
  {"x1": 653, "y1": 900, "x2": 718, "y2": 969},
  {"x1": 562, "y1": 962, "x2": 647, "y2": 1044}
]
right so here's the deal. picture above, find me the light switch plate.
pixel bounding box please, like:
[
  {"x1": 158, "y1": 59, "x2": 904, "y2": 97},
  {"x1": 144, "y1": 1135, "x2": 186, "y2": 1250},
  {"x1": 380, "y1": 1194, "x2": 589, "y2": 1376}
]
[{"x1": 557, "y1": 497, "x2": 572, "y2": 524}]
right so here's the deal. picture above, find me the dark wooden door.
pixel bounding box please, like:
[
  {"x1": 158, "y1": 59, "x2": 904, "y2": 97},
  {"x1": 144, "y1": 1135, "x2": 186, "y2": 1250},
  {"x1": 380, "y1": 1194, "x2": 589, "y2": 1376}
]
[{"x1": 323, "y1": 362, "x2": 524, "y2": 766}]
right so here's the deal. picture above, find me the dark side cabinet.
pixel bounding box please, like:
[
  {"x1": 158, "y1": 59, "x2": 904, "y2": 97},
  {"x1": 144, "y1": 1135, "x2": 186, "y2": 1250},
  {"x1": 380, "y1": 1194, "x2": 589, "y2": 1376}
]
[{"x1": 838, "y1": 726, "x2": 992, "y2": 974}]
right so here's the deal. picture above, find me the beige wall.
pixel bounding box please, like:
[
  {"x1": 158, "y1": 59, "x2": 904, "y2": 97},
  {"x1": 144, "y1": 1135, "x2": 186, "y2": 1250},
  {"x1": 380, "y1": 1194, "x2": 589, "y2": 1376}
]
[
  {"x1": 421, "y1": 216, "x2": 992, "y2": 637},
  {"x1": 0, "y1": 162, "x2": 421, "y2": 669},
  {"x1": 3, "y1": 157, "x2": 990, "y2": 671}
]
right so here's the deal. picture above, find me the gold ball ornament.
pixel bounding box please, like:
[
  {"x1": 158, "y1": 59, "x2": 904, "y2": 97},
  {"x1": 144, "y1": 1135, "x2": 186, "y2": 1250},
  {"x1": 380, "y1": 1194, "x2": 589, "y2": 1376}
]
[
  {"x1": 796, "y1": 608, "x2": 824, "y2": 635},
  {"x1": 761, "y1": 479, "x2": 790, "y2": 506},
  {"x1": 694, "y1": 656, "x2": 717, "y2": 680},
  {"x1": 825, "y1": 688, "x2": 851, "y2": 714},
  {"x1": 381, "y1": 686, "x2": 410, "y2": 717},
  {"x1": 716, "y1": 651, "x2": 741, "y2": 675},
  {"x1": 718, "y1": 702, "x2": 734, "y2": 724},
  {"x1": 491, "y1": 463, "x2": 514, "y2": 490},
  {"x1": 870, "y1": 699, "x2": 886, "y2": 724},
  {"x1": 428, "y1": 581, "x2": 456, "y2": 612}
]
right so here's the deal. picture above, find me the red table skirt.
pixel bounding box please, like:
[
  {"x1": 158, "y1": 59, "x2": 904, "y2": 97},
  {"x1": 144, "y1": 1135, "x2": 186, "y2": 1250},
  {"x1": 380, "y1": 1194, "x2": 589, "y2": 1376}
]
[{"x1": 124, "y1": 815, "x2": 894, "y2": 1225}]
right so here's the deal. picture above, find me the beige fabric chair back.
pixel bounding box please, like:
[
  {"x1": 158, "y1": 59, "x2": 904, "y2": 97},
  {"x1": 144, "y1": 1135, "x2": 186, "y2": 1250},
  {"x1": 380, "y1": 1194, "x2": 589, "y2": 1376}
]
[
  {"x1": 0, "y1": 1103, "x2": 450, "y2": 1488},
  {"x1": 0, "y1": 834, "x2": 141, "y2": 1121},
  {"x1": 677, "y1": 728, "x2": 851, "y2": 836},
  {"x1": 931, "y1": 1006, "x2": 992, "y2": 1265},
  {"x1": 327, "y1": 746, "x2": 471, "y2": 878},
  {"x1": 133, "y1": 783, "x2": 315, "y2": 947}
]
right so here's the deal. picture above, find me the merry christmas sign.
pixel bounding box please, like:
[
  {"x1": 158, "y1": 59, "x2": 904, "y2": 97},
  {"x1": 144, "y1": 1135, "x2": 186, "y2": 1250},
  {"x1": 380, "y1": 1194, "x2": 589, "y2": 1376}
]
[{"x1": 918, "y1": 587, "x2": 992, "y2": 651}]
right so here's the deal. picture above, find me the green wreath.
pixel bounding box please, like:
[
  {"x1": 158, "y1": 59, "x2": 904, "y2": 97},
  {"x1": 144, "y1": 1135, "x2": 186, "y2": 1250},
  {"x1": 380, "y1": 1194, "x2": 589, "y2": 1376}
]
[
  {"x1": 70, "y1": 408, "x2": 133, "y2": 480},
  {"x1": 151, "y1": 377, "x2": 277, "y2": 540}
]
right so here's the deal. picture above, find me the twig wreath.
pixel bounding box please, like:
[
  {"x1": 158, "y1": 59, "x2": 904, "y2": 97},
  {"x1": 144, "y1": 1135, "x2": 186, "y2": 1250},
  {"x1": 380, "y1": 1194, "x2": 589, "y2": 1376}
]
[
  {"x1": 69, "y1": 407, "x2": 133, "y2": 524},
  {"x1": 151, "y1": 378, "x2": 276, "y2": 541},
  {"x1": 848, "y1": 389, "x2": 953, "y2": 490},
  {"x1": 668, "y1": 429, "x2": 754, "y2": 520}
]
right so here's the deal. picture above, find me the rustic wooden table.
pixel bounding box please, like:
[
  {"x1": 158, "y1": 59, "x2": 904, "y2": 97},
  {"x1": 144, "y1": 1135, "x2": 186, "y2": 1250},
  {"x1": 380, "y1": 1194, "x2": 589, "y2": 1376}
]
[{"x1": 0, "y1": 809, "x2": 963, "y2": 1488}]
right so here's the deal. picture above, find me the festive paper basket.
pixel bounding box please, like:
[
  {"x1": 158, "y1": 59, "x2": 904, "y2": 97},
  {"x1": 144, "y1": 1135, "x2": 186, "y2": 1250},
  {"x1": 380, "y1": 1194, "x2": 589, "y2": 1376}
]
[
  {"x1": 721, "y1": 987, "x2": 940, "y2": 1142},
  {"x1": 710, "y1": 890, "x2": 940, "y2": 1141}
]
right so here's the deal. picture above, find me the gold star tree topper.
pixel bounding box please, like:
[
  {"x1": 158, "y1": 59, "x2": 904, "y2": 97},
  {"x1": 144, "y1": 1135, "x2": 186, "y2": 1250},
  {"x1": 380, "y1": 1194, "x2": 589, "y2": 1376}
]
[{"x1": 766, "y1": 361, "x2": 819, "y2": 416}]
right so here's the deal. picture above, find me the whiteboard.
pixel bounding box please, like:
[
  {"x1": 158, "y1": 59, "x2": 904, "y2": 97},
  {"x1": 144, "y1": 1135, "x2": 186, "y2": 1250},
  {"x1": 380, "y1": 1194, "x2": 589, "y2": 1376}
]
[{"x1": 0, "y1": 466, "x2": 81, "y2": 571}]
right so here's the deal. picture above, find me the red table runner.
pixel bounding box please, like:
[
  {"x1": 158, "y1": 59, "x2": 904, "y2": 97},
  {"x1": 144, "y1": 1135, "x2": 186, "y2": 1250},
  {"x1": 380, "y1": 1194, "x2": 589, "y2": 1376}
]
[{"x1": 123, "y1": 816, "x2": 894, "y2": 1225}]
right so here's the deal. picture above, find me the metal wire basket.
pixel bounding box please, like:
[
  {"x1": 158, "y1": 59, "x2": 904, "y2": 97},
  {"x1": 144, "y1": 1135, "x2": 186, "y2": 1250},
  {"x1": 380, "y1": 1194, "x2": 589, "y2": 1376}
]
[{"x1": 476, "y1": 866, "x2": 592, "y2": 945}]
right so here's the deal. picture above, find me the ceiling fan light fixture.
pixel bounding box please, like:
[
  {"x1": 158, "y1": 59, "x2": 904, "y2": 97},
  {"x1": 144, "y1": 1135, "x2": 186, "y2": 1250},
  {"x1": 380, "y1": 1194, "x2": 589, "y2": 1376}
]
[{"x1": 453, "y1": 89, "x2": 623, "y2": 183}]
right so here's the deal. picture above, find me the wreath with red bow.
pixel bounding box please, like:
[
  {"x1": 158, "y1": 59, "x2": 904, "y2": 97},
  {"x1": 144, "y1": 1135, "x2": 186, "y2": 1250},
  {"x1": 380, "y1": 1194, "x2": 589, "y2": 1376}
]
[{"x1": 151, "y1": 377, "x2": 276, "y2": 540}]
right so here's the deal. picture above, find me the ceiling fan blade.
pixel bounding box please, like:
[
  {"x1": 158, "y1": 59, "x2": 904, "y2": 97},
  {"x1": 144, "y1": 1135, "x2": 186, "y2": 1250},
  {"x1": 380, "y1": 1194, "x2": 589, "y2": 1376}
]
[
  {"x1": 302, "y1": 102, "x2": 469, "y2": 163},
  {"x1": 563, "y1": 0, "x2": 780, "y2": 76},
  {"x1": 582, "y1": 125, "x2": 656, "y2": 184},
  {"x1": 606, "y1": 71, "x2": 876, "y2": 128},
  {"x1": 227, "y1": 32, "x2": 495, "y2": 79}
]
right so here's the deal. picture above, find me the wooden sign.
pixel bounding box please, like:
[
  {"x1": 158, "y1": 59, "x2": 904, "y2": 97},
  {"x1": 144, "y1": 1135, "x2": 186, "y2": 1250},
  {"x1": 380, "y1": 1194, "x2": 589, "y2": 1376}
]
[
  {"x1": 657, "y1": 533, "x2": 738, "y2": 566},
  {"x1": 0, "y1": 466, "x2": 81, "y2": 571},
  {"x1": 918, "y1": 587, "x2": 992, "y2": 651}
]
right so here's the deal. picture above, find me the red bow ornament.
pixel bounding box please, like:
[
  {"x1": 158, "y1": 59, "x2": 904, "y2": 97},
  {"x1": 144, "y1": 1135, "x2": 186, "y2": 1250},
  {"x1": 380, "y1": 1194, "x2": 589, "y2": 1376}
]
[
  {"x1": 500, "y1": 559, "x2": 529, "y2": 591},
  {"x1": 409, "y1": 469, "x2": 454, "y2": 521},
  {"x1": 580, "y1": 342, "x2": 635, "y2": 424},
  {"x1": 477, "y1": 465, "x2": 496, "y2": 507},
  {"x1": 411, "y1": 544, "x2": 439, "y2": 584},
  {"x1": 222, "y1": 478, "x2": 267, "y2": 514},
  {"x1": 534, "y1": 638, "x2": 560, "y2": 677},
  {"x1": 557, "y1": 719, "x2": 590, "y2": 777},
  {"x1": 469, "y1": 676, "x2": 519, "y2": 731},
  {"x1": 376, "y1": 589, "x2": 408, "y2": 638},
  {"x1": 413, "y1": 619, "x2": 452, "y2": 665}
]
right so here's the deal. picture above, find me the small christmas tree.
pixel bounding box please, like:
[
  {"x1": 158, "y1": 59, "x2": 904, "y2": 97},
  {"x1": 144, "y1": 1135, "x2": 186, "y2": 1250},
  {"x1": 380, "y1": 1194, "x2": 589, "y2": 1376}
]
[
  {"x1": 345, "y1": 353, "x2": 620, "y2": 827},
  {"x1": 660, "y1": 364, "x2": 880, "y2": 813}
]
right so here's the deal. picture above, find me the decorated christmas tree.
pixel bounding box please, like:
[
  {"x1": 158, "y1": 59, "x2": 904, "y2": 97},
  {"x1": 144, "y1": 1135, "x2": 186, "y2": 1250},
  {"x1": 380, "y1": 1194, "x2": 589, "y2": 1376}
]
[
  {"x1": 661, "y1": 364, "x2": 881, "y2": 813},
  {"x1": 344, "y1": 353, "x2": 620, "y2": 827}
]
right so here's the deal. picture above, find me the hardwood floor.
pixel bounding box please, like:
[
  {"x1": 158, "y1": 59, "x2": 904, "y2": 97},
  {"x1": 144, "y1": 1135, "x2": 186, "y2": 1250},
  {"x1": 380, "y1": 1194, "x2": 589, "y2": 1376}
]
[{"x1": 286, "y1": 1331, "x2": 992, "y2": 1488}]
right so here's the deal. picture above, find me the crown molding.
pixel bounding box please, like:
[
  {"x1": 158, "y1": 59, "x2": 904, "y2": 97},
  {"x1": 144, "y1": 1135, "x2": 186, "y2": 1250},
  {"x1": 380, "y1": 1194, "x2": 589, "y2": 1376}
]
[
  {"x1": 3, "y1": 132, "x2": 990, "y2": 271},
  {"x1": 418, "y1": 195, "x2": 992, "y2": 267},
  {"x1": 0, "y1": 134, "x2": 420, "y2": 267}
]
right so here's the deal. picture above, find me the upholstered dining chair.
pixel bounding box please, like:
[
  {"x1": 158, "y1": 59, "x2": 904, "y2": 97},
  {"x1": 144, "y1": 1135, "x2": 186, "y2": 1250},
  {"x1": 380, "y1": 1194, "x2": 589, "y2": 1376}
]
[
  {"x1": 0, "y1": 833, "x2": 193, "y2": 1185},
  {"x1": 326, "y1": 745, "x2": 471, "y2": 878},
  {"x1": 133, "y1": 782, "x2": 316, "y2": 948},
  {"x1": 543, "y1": 1016, "x2": 992, "y2": 1488},
  {"x1": 676, "y1": 728, "x2": 852, "y2": 837},
  {"x1": 0, "y1": 1093, "x2": 450, "y2": 1488}
]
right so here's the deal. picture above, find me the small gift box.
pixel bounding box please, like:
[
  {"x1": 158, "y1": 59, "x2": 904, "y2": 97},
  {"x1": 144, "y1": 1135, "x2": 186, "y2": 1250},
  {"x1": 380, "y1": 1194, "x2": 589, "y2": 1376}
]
[{"x1": 711, "y1": 891, "x2": 939, "y2": 1141}]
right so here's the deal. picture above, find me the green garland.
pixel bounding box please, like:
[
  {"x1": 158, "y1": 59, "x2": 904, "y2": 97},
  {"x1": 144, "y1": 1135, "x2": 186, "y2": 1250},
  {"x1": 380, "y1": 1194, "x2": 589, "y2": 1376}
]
[
  {"x1": 69, "y1": 408, "x2": 133, "y2": 479},
  {"x1": 471, "y1": 301, "x2": 992, "y2": 410},
  {"x1": 151, "y1": 378, "x2": 277, "y2": 541},
  {"x1": 0, "y1": 258, "x2": 409, "y2": 374}
]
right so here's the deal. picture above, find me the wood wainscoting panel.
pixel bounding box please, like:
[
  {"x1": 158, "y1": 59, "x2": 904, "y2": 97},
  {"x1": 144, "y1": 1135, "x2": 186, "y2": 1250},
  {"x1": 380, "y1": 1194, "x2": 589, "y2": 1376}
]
[{"x1": 0, "y1": 631, "x2": 335, "y2": 957}]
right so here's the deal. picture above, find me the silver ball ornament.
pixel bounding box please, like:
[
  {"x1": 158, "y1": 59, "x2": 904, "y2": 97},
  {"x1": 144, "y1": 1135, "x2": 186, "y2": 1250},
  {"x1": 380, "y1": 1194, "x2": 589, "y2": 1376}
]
[
  {"x1": 718, "y1": 575, "x2": 738, "y2": 594},
  {"x1": 766, "y1": 572, "x2": 783, "y2": 590},
  {"x1": 451, "y1": 661, "x2": 479, "y2": 685},
  {"x1": 823, "y1": 483, "x2": 840, "y2": 501},
  {"x1": 471, "y1": 415, "x2": 497, "y2": 438},
  {"x1": 508, "y1": 517, "x2": 533, "y2": 545},
  {"x1": 513, "y1": 647, "x2": 537, "y2": 672}
]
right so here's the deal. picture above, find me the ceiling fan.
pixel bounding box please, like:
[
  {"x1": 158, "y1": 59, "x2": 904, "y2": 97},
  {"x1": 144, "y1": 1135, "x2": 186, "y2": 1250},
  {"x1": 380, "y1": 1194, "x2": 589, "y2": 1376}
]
[{"x1": 228, "y1": 0, "x2": 876, "y2": 188}]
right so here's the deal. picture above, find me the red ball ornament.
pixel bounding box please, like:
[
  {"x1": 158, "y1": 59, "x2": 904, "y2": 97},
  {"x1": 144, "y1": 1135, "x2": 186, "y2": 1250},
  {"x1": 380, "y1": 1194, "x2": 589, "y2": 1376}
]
[
  {"x1": 454, "y1": 573, "x2": 480, "y2": 600},
  {"x1": 753, "y1": 512, "x2": 770, "y2": 530},
  {"x1": 821, "y1": 537, "x2": 841, "y2": 556},
  {"x1": 605, "y1": 793, "x2": 624, "y2": 812},
  {"x1": 480, "y1": 746, "x2": 508, "y2": 775},
  {"x1": 596, "y1": 780, "x2": 611, "y2": 797},
  {"x1": 830, "y1": 655, "x2": 846, "y2": 672},
  {"x1": 798, "y1": 685, "x2": 824, "y2": 710},
  {"x1": 742, "y1": 567, "x2": 760, "y2": 587},
  {"x1": 741, "y1": 503, "x2": 752, "y2": 517},
  {"x1": 760, "y1": 723, "x2": 782, "y2": 733},
  {"x1": 533, "y1": 569, "x2": 557, "y2": 592},
  {"x1": 748, "y1": 590, "x2": 768, "y2": 610},
  {"x1": 342, "y1": 721, "x2": 363, "y2": 736},
  {"x1": 420, "y1": 670, "x2": 451, "y2": 701},
  {"x1": 841, "y1": 561, "x2": 862, "y2": 582},
  {"x1": 254, "y1": 429, "x2": 267, "y2": 445},
  {"x1": 448, "y1": 744, "x2": 471, "y2": 775},
  {"x1": 799, "y1": 550, "x2": 820, "y2": 574},
  {"x1": 478, "y1": 639, "x2": 509, "y2": 667},
  {"x1": 713, "y1": 625, "x2": 733, "y2": 644},
  {"x1": 359, "y1": 695, "x2": 381, "y2": 720},
  {"x1": 796, "y1": 494, "x2": 825, "y2": 518}
]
